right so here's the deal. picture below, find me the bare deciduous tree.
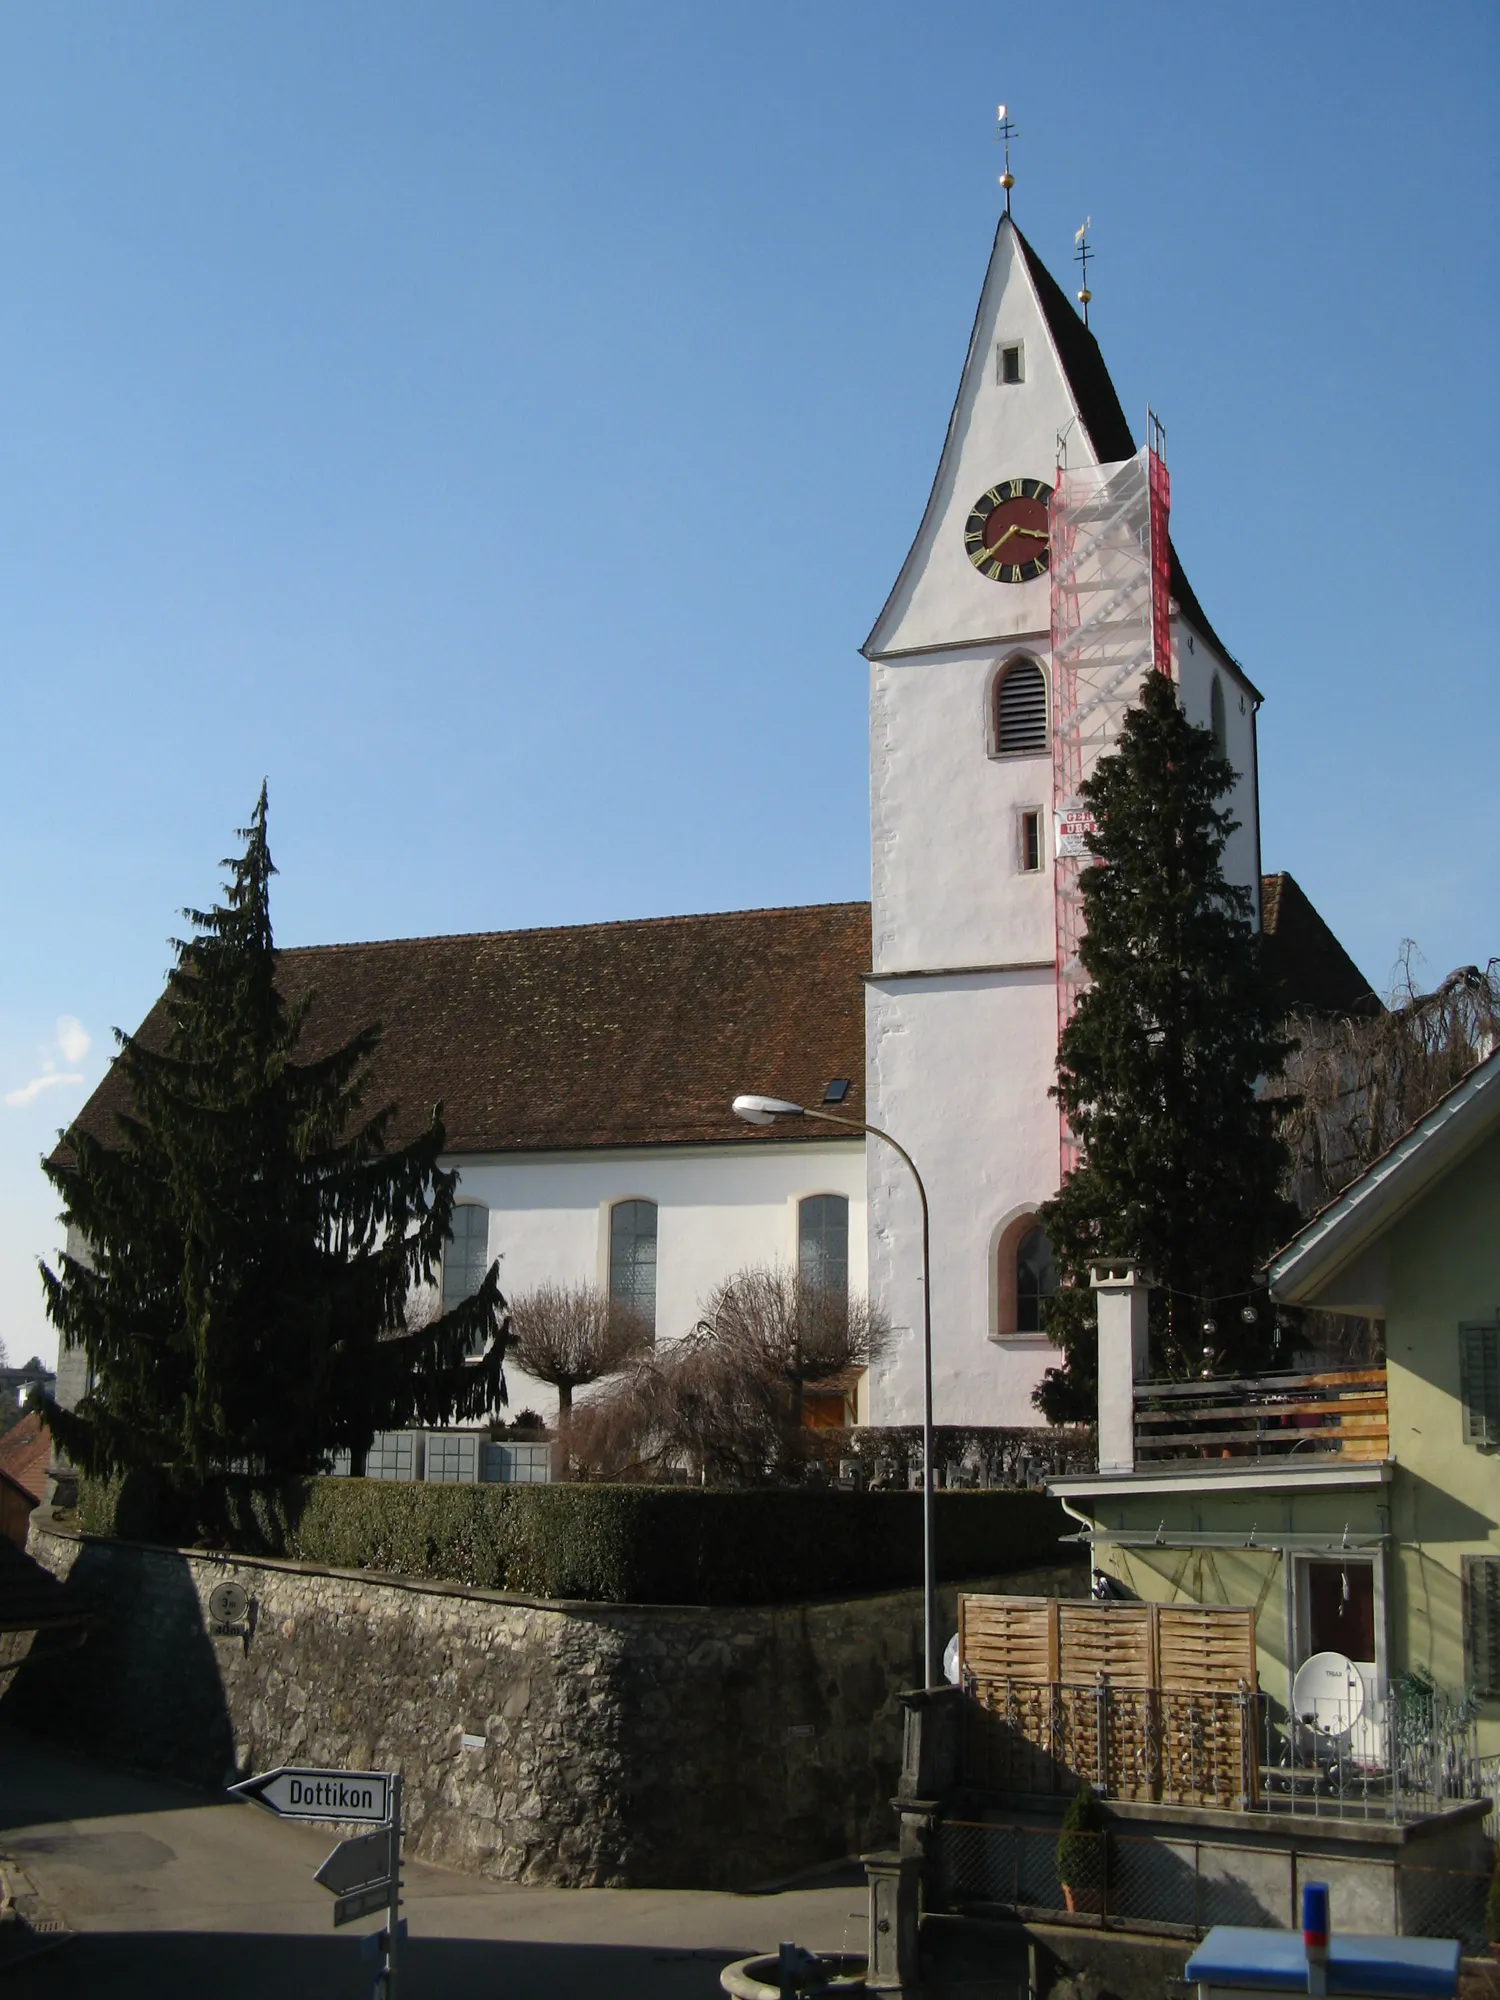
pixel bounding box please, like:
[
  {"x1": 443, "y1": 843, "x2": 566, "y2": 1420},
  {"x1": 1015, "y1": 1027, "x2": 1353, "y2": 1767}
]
[
  {"x1": 702, "y1": 1266, "x2": 892, "y2": 1430},
  {"x1": 567, "y1": 1267, "x2": 892, "y2": 1486},
  {"x1": 1270, "y1": 952, "x2": 1499, "y2": 1217},
  {"x1": 508, "y1": 1282, "x2": 652, "y2": 1474}
]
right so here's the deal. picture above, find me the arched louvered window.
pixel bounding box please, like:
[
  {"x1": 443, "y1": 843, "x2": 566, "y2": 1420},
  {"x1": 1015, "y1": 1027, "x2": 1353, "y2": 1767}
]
[
  {"x1": 993, "y1": 660, "x2": 1048, "y2": 756},
  {"x1": 1210, "y1": 674, "x2": 1227, "y2": 756}
]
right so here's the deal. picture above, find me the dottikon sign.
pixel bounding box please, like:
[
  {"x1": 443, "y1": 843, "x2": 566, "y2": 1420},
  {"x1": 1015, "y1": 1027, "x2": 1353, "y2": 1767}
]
[{"x1": 228, "y1": 1765, "x2": 392, "y2": 1825}]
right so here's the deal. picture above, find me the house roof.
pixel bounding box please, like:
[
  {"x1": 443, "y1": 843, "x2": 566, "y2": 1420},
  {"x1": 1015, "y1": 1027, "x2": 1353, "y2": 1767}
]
[
  {"x1": 0, "y1": 1416, "x2": 51, "y2": 1506},
  {"x1": 1269, "y1": 1045, "x2": 1500, "y2": 1307},
  {"x1": 57, "y1": 902, "x2": 871, "y2": 1162},
  {"x1": 1013, "y1": 224, "x2": 1260, "y2": 701},
  {"x1": 1260, "y1": 872, "x2": 1381, "y2": 1018}
]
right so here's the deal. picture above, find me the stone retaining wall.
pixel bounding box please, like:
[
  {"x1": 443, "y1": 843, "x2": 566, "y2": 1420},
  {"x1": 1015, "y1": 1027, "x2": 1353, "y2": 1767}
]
[{"x1": 8, "y1": 1513, "x2": 1083, "y2": 1889}]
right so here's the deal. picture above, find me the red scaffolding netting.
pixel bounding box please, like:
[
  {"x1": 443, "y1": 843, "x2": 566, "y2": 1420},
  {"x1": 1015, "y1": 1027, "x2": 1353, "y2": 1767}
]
[{"x1": 1049, "y1": 436, "x2": 1172, "y2": 1182}]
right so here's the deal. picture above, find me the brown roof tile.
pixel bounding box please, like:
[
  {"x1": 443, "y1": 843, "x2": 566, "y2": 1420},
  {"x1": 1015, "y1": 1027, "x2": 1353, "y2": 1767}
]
[
  {"x1": 0, "y1": 1416, "x2": 51, "y2": 1506},
  {"x1": 1261, "y1": 873, "x2": 1381, "y2": 1018},
  {"x1": 61, "y1": 902, "x2": 872, "y2": 1162}
]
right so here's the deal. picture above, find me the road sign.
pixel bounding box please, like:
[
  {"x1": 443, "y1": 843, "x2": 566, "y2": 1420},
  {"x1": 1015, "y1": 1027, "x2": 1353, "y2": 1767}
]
[
  {"x1": 315, "y1": 1829, "x2": 392, "y2": 1899},
  {"x1": 207, "y1": 1581, "x2": 249, "y2": 1625},
  {"x1": 228, "y1": 1766, "x2": 392, "y2": 1824},
  {"x1": 333, "y1": 1882, "x2": 392, "y2": 1928}
]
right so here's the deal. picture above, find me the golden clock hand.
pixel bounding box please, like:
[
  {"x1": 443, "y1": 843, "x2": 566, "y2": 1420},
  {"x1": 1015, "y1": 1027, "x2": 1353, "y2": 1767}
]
[
  {"x1": 1011, "y1": 525, "x2": 1049, "y2": 540},
  {"x1": 981, "y1": 522, "x2": 1021, "y2": 557}
]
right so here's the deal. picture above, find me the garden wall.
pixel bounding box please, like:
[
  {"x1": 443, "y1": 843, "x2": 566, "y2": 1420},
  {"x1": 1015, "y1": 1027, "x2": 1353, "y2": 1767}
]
[{"x1": 11, "y1": 1511, "x2": 1084, "y2": 1890}]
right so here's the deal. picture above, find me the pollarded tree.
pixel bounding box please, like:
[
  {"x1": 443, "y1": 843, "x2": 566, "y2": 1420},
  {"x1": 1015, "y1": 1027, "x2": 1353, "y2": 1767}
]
[
  {"x1": 702, "y1": 1265, "x2": 892, "y2": 1434},
  {"x1": 1033, "y1": 671, "x2": 1296, "y2": 1423},
  {"x1": 32, "y1": 787, "x2": 508, "y2": 1489},
  {"x1": 507, "y1": 1282, "x2": 652, "y2": 1474}
]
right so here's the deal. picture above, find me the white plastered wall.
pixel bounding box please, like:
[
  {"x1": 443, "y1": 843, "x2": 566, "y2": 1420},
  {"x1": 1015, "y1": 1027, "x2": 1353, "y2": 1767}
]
[
  {"x1": 441, "y1": 1139, "x2": 867, "y2": 1422},
  {"x1": 870, "y1": 642, "x2": 1057, "y2": 976},
  {"x1": 1173, "y1": 617, "x2": 1262, "y2": 916},
  {"x1": 863, "y1": 969, "x2": 1060, "y2": 1427}
]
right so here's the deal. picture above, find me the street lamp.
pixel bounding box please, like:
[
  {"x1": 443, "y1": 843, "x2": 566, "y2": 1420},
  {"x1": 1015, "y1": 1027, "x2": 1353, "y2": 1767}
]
[{"x1": 732, "y1": 1092, "x2": 938, "y2": 1690}]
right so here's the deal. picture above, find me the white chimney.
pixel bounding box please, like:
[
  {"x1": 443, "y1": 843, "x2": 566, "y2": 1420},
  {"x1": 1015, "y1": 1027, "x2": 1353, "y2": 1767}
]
[{"x1": 1090, "y1": 1260, "x2": 1154, "y2": 1475}]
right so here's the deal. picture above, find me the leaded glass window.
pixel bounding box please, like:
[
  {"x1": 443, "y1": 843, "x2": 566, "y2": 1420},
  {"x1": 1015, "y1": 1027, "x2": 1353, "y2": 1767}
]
[
  {"x1": 609, "y1": 1199, "x2": 658, "y2": 1333},
  {"x1": 798, "y1": 1194, "x2": 849, "y2": 1300}
]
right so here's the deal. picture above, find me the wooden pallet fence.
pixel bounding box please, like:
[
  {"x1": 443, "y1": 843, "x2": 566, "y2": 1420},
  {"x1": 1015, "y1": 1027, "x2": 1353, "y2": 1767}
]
[{"x1": 958, "y1": 1597, "x2": 1259, "y2": 1808}]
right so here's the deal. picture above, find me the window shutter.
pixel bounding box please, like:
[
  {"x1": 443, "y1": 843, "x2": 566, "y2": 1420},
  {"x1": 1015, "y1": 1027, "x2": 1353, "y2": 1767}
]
[
  {"x1": 1462, "y1": 1556, "x2": 1500, "y2": 1698},
  {"x1": 1459, "y1": 1319, "x2": 1500, "y2": 1449},
  {"x1": 996, "y1": 663, "x2": 1048, "y2": 755}
]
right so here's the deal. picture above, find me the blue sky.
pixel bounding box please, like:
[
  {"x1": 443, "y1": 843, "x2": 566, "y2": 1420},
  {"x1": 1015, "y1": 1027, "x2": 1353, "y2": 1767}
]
[{"x1": 1, "y1": 2, "x2": 1495, "y2": 1367}]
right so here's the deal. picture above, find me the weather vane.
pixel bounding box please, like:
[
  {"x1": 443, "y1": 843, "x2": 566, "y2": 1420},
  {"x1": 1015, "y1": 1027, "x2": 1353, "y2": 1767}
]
[
  {"x1": 1074, "y1": 217, "x2": 1094, "y2": 328},
  {"x1": 995, "y1": 104, "x2": 1018, "y2": 215}
]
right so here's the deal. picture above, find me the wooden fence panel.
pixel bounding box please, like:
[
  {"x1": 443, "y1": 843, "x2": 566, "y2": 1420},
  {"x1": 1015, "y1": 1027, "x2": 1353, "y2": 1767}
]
[{"x1": 958, "y1": 1596, "x2": 1258, "y2": 1807}]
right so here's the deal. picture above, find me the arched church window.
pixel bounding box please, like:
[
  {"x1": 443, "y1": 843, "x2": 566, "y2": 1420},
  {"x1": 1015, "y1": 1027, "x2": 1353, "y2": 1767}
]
[
  {"x1": 1015, "y1": 1223, "x2": 1058, "y2": 1335},
  {"x1": 994, "y1": 660, "x2": 1048, "y2": 756},
  {"x1": 442, "y1": 1203, "x2": 491, "y2": 1312},
  {"x1": 798, "y1": 1194, "x2": 849, "y2": 1299},
  {"x1": 609, "y1": 1199, "x2": 658, "y2": 1333},
  {"x1": 1210, "y1": 674, "x2": 1227, "y2": 757}
]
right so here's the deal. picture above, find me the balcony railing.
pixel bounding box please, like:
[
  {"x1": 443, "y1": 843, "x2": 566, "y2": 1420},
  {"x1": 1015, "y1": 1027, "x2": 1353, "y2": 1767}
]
[{"x1": 1133, "y1": 1367, "x2": 1388, "y2": 1467}]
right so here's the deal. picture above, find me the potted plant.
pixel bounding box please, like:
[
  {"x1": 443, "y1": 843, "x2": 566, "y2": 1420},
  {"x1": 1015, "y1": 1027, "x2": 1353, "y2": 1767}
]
[
  {"x1": 1485, "y1": 1842, "x2": 1500, "y2": 1961},
  {"x1": 1056, "y1": 1783, "x2": 1105, "y2": 1917}
]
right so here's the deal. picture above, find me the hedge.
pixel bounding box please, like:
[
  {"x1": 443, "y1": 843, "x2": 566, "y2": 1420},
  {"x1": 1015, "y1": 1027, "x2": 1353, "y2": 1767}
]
[{"x1": 73, "y1": 1474, "x2": 1074, "y2": 1606}]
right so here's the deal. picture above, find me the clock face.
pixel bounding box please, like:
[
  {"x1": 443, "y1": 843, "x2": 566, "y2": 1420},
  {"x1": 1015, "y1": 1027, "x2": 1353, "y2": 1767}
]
[{"x1": 964, "y1": 477, "x2": 1053, "y2": 582}]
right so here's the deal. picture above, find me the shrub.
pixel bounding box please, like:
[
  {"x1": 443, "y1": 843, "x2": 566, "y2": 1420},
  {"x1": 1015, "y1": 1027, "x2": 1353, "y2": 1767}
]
[
  {"x1": 72, "y1": 1475, "x2": 1073, "y2": 1606},
  {"x1": 1056, "y1": 1782, "x2": 1104, "y2": 1891}
]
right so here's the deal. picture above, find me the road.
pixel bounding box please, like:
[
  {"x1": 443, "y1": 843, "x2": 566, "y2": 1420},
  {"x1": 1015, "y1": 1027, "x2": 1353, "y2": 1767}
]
[{"x1": 0, "y1": 1724, "x2": 866, "y2": 1997}]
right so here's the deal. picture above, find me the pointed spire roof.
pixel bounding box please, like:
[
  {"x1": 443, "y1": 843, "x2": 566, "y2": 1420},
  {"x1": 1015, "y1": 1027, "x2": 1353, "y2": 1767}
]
[
  {"x1": 865, "y1": 212, "x2": 1253, "y2": 692},
  {"x1": 1011, "y1": 222, "x2": 1242, "y2": 678}
]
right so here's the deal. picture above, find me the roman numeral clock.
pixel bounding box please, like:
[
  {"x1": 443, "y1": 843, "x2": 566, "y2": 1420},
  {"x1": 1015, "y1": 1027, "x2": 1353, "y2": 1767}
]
[{"x1": 964, "y1": 476, "x2": 1052, "y2": 583}]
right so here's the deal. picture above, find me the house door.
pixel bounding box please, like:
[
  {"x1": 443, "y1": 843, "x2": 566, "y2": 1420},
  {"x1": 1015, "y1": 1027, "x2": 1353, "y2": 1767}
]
[{"x1": 1296, "y1": 1556, "x2": 1382, "y2": 1761}]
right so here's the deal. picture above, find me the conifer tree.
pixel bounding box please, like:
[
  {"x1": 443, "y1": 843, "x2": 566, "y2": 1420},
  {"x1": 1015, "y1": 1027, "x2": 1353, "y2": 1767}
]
[
  {"x1": 33, "y1": 787, "x2": 508, "y2": 1486},
  {"x1": 1034, "y1": 672, "x2": 1295, "y2": 1423}
]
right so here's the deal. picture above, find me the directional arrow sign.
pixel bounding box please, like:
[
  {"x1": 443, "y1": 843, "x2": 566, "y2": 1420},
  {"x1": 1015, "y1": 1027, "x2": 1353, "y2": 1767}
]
[
  {"x1": 333, "y1": 1882, "x2": 392, "y2": 1929},
  {"x1": 228, "y1": 1767, "x2": 391, "y2": 1825},
  {"x1": 315, "y1": 1829, "x2": 392, "y2": 1899}
]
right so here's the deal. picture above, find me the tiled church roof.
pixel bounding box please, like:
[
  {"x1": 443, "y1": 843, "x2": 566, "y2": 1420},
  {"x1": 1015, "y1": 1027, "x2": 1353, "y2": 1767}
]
[
  {"x1": 1261, "y1": 873, "x2": 1381, "y2": 1017},
  {"x1": 58, "y1": 878, "x2": 1371, "y2": 1169},
  {"x1": 60, "y1": 902, "x2": 872, "y2": 1161}
]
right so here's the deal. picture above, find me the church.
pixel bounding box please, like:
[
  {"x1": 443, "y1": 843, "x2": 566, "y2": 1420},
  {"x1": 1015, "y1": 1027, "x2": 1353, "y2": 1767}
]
[{"x1": 57, "y1": 205, "x2": 1371, "y2": 1444}]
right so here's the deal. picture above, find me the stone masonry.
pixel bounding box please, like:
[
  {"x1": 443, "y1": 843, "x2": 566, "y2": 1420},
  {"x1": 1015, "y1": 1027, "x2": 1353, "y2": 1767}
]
[{"x1": 11, "y1": 1513, "x2": 1082, "y2": 1889}]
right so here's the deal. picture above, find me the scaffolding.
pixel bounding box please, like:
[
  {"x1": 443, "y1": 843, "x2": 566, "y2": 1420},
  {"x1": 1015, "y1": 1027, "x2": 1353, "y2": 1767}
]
[{"x1": 1048, "y1": 420, "x2": 1172, "y2": 1180}]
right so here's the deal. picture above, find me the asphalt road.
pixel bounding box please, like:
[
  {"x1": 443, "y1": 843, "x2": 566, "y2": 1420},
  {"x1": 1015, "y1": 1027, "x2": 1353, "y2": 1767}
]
[{"x1": 0, "y1": 1724, "x2": 867, "y2": 1998}]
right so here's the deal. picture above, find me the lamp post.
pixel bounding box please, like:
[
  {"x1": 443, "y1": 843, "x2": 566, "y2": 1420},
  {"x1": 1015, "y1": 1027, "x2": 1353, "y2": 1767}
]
[{"x1": 732, "y1": 1092, "x2": 938, "y2": 1690}]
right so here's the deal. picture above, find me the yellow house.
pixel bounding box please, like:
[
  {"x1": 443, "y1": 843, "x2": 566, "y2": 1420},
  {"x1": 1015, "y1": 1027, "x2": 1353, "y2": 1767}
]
[{"x1": 1049, "y1": 1047, "x2": 1500, "y2": 1797}]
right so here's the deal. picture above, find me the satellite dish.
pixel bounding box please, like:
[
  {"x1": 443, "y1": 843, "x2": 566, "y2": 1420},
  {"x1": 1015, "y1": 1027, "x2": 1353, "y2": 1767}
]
[
  {"x1": 1291, "y1": 1651, "x2": 1365, "y2": 1735},
  {"x1": 943, "y1": 1633, "x2": 961, "y2": 1686}
]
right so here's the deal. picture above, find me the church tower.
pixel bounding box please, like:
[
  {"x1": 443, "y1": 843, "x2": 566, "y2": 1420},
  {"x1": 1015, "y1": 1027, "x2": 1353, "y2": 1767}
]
[{"x1": 861, "y1": 210, "x2": 1263, "y2": 1429}]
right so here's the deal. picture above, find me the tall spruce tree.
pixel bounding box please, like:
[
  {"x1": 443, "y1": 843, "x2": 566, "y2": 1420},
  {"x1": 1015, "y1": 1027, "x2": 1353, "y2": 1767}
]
[
  {"x1": 1034, "y1": 671, "x2": 1296, "y2": 1423},
  {"x1": 34, "y1": 787, "x2": 508, "y2": 1485}
]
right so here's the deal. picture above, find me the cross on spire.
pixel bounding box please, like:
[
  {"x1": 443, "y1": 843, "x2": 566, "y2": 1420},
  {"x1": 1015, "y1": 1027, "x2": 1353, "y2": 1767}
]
[
  {"x1": 995, "y1": 105, "x2": 1019, "y2": 215},
  {"x1": 1074, "y1": 217, "x2": 1094, "y2": 328}
]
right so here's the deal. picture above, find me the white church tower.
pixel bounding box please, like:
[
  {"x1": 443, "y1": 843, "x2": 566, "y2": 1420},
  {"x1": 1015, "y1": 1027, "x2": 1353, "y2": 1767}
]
[{"x1": 860, "y1": 207, "x2": 1264, "y2": 1429}]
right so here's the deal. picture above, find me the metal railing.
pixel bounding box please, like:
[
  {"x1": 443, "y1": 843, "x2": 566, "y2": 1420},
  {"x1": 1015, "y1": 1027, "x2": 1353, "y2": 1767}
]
[
  {"x1": 960, "y1": 1675, "x2": 1487, "y2": 1826},
  {"x1": 1258, "y1": 1678, "x2": 1484, "y2": 1823},
  {"x1": 1133, "y1": 1367, "x2": 1388, "y2": 1466}
]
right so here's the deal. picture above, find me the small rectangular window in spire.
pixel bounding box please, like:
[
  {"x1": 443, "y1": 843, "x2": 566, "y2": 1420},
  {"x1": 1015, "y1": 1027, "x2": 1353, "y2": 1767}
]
[{"x1": 998, "y1": 342, "x2": 1024, "y2": 385}]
